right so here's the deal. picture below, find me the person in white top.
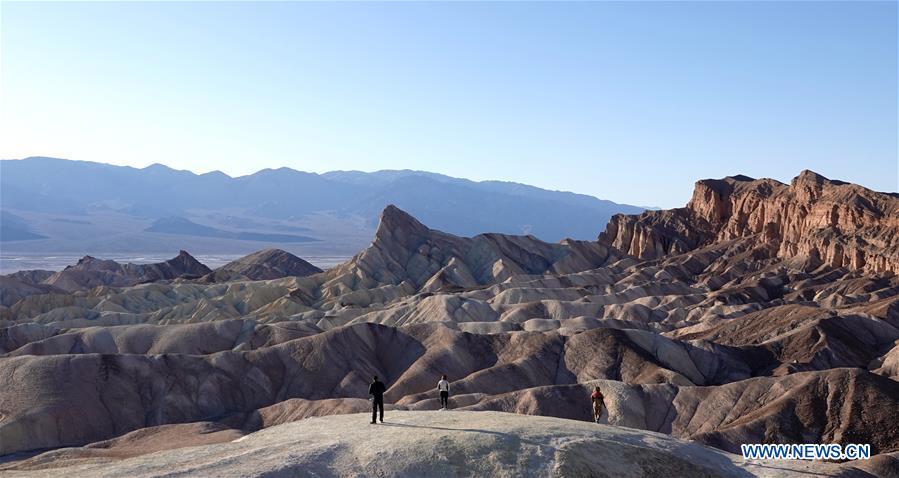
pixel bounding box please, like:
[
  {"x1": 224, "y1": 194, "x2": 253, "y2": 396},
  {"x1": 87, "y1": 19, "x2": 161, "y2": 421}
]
[{"x1": 437, "y1": 374, "x2": 450, "y2": 410}]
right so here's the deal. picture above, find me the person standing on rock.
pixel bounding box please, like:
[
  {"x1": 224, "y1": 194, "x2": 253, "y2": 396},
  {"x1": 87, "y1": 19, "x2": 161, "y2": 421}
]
[
  {"x1": 591, "y1": 386, "x2": 604, "y2": 423},
  {"x1": 437, "y1": 374, "x2": 451, "y2": 410},
  {"x1": 369, "y1": 376, "x2": 387, "y2": 424}
]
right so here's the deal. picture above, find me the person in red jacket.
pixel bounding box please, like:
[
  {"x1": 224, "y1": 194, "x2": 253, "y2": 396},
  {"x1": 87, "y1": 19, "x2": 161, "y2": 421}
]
[{"x1": 591, "y1": 386, "x2": 604, "y2": 423}]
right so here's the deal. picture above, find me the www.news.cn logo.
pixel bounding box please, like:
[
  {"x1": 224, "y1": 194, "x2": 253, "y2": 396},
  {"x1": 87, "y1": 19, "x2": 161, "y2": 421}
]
[{"x1": 741, "y1": 443, "x2": 871, "y2": 461}]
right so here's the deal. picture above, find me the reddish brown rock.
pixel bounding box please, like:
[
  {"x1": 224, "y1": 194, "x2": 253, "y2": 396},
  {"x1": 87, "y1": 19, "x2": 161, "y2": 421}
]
[{"x1": 601, "y1": 171, "x2": 899, "y2": 275}]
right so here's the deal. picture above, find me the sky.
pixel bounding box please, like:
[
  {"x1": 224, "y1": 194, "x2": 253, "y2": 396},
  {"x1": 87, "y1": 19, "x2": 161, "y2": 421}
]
[{"x1": 1, "y1": 1, "x2": 896, "y2": 208}]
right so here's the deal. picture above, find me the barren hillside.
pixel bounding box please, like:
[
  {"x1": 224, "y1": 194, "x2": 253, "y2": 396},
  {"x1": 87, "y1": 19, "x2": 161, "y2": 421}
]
[{"x1": 1, "y1": 171, "x2": 897, "y2": 476}]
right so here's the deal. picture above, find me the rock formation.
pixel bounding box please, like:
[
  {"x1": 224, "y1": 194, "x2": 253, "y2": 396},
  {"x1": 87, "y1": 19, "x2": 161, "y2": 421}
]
[
  {"x1": 0, "y1": 412, "x2": 867, "y2": 477},
  {"x1": 199, "y1": 248, "x2": 323, "y2": 282},
  {"x1": 42, "y1": 250, "x2": 212, "y2": 292},
  {"x1": 0, "y1": 275, "x2": 62, "y2": 307},
  {"x1": 1, "y1": 171, "x2": 897, "y2": 475},
  {"x1": 600, "y1": 171, "x2": 899, "y2": 275},
  {"x1": 305, "y1": 205, "x2": 622, "y2": 306}
]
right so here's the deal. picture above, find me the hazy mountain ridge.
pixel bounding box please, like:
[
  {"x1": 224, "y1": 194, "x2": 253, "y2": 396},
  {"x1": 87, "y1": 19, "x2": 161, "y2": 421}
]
[{"x1": 0, "y1": 158, "x2": 644, "y2": 261}]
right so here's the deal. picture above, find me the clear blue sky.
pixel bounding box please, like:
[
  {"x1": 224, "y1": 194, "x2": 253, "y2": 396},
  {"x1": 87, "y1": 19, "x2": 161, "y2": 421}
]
[{"x1": 1, "y1": 1, "x2": 896, "y2": 208}]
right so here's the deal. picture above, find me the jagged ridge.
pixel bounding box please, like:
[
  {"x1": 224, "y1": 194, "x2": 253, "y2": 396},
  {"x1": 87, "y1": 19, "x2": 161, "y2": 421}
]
[{"x1": 600, "y1": 170, "x2": 899, "y2": 274}]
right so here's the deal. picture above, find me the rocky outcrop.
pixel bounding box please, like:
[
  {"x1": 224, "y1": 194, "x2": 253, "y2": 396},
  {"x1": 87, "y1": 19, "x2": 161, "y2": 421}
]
[
  {"x1": 463, "y1": 369, "x2": 899, "y2": 457},
  {"x1": 2, "y1": 270, "x2": 55, "y2": 285},
  {"x1": 874, "y1": 342, "x2": 899, "y2": 381},
  {"x1": 293, "y1": 205, "x2": 622, "y2": 308},
  {"x1": 200, "y1": 248, "x2": 322, "y2": 282},
  {"x1": 42, "y1": 251, "x2": 212, "y2": 292},
  {"x1": 0, "y1": 411, "x2": 861, "y2": 478},
  {"x1": 600, "y1": 171, "x2": 899, "y2": 275},
  {"x1": 0, "y1": 276, "x2": 63, "y2": 307}
]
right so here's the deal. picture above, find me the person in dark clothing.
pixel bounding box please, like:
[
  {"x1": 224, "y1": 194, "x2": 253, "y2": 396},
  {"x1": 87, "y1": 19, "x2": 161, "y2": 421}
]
[{"x1": 369, "y1": 376, "x2": 386, "y2": 424}]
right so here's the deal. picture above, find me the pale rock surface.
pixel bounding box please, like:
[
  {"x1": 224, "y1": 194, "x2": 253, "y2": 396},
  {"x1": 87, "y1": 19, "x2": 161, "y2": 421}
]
[{"x1": 0, "y1": 412, "x2": 860, "y2": 478}]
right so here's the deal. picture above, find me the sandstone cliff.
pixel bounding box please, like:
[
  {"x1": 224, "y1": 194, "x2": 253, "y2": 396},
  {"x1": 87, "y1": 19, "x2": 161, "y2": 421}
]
[{"x1": 600, "y1": 171, "x2": 899, "y2": 275}]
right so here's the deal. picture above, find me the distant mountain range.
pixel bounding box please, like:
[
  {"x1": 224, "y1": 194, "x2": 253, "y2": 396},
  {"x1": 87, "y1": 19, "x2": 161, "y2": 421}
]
[{"x1": 0, "y1": 157, "x2": 644, "y2": 270}]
